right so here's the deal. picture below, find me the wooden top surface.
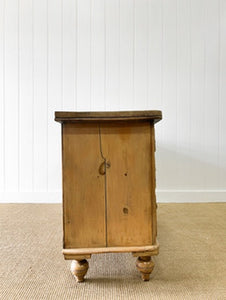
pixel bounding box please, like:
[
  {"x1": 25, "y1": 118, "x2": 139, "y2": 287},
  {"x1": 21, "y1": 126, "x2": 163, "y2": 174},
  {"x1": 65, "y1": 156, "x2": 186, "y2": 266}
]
[{"x1": 55, "y1": 110, "x2": 162, "y2": 123}]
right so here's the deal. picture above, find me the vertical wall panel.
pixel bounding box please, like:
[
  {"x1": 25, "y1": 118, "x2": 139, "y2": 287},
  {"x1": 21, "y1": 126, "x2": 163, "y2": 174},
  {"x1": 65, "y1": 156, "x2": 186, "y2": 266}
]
[
  {"x1": 219, "y1": 0, "x2": 226, "y2": 189},
  {"x1": 203, "y1": 0, "x2": 220, "y2": 189},
  {"x1": 119, "y1": 0, "x2": 134, "y2": 109},
  {"x1": 105, "y1": 0, "x2": 120, "y2": 110},
  {"x1": 47, "y1": 0, "x2": 62, "y2": 190},
  {"x1": 77, "y1": 0, "x2": 91, "y2": 110},
  {"x1": 148, "y1": 0, "x2": 163, "y2": 187},
  {"x1": 33, "y1": 0, "x2": 48, "y2": 191},
  {"x1": 62, "y1": 0, "x2": 76, "y2": 110},
  {"x1": 134, "y1": 0, "x2": 148, "y2": 109},
  {"x1": 0, "y1": 0, "x2": 5, "y2": 191},
  {"x1": 90, "y1": 0, "x2": 105, "y2": 110},
  {"x1": 19, "y1": 0, "x2": 33, "y2": 191},
  {"x1": 4, "y1": 0, "x2": 19, "y2": 191},
  {"x1": 148, "y1": 0, "x2": 163, "y2": 109},
  {"x1": 160, "y1": 0, "x2": 177, "y2": 189},
  {"x1": 176, "y1": 0, "x2": 191, "y2": 189},
  {"x1": 190, "y1": 0, "x2": 206, "y2": 189}
]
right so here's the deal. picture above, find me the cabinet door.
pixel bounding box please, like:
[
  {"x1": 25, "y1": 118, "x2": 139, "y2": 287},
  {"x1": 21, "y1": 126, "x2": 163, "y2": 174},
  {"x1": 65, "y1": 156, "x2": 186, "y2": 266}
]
[
  {"x1": 101, "y1": 121, "x2": 153, "y2": 247},
  {"x1": 62, "y1": 123, "x2": 106, "y2": 248}
]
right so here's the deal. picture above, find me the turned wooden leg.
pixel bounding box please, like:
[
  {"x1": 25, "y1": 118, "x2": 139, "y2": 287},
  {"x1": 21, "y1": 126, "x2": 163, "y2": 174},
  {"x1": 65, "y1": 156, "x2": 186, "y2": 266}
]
[
  {"x1": 70, "y1": 259, "x2": 89, "y2": 282},
  {"x1": 136, "y1": 256, "x2": 154, "y2": 281}
]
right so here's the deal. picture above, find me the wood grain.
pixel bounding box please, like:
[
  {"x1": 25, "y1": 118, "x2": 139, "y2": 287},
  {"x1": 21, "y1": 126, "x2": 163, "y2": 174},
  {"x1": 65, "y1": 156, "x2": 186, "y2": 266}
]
[
  {"x1": 101, "y1": 121, "x2": 153, "y2": 247},
  {"x1": 62, "y1": 242, "x2": 159, "y2": 256},
  {"x1": 55, "y1": 110, "x2": 162, "y2": 123},
  {"x1": 70, "y1": 259, "x2": 89, "y2": 282},
  {"x1": 151, "y1": 125, "x2": 157, "y2": 243},
  {"x1": 59, "y1": 115, "x2": 161, "y2": 280},
  {"x1": 136, "y1": 256, "x2": 154, "y2": 281},
  {"x1": 62, "y1": 120, "x2": 158, "y2": 249},
  {"x1": 62, "y1": 123, "x2": 106, "y2": 248},
  {"x1": 64, "y1": 254, "x2": 91, "y2": 260}
]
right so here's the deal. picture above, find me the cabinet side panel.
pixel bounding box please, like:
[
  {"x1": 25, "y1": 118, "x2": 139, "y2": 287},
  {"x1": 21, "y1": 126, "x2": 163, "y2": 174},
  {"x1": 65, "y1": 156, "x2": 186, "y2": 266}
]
[
  {"x1": 102, "y1": 121, "x2": 153, "y2": 247},
  {"x1": 63, "y1": 123, "x2": 106, "y2": 248},
  {"x1": 151, "y1": 125, "x2": 157, "y2": 244}
]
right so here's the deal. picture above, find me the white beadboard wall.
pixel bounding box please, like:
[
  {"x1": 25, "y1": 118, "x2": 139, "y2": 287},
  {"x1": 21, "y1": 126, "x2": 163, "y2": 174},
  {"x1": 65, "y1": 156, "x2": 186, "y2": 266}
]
[{"x1": 0, "y1": 0, "x2": 226, "y2": 203}]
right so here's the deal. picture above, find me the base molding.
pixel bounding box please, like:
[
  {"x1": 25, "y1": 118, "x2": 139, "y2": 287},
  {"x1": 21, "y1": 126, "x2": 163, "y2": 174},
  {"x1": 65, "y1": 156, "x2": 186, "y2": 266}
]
[{"x1": 63, "y1": 242, "x2": 159, "y2": 260}]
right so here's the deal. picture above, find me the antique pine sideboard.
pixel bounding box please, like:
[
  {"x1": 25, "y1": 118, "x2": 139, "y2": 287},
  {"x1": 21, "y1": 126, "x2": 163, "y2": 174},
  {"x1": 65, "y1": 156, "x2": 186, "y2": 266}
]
[{"x1": 55, "y1": 110, "x2": 162, "y2": 282}]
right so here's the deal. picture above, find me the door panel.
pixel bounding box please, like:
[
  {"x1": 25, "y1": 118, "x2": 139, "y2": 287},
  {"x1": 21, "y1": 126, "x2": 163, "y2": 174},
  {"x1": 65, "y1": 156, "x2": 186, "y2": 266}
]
[
  {"x1": 63, "y1": 123, "x2": 106, "y2": 248},
  {"x1": 101, "y1": 121, "x2": 153, "y2": 247}
]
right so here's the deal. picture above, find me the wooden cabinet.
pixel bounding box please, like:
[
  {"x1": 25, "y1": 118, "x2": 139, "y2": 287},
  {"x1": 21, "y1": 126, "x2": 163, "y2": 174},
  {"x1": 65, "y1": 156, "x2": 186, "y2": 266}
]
[{"x1": 55, "y1": 110, "x2": 162, "y2": 282}]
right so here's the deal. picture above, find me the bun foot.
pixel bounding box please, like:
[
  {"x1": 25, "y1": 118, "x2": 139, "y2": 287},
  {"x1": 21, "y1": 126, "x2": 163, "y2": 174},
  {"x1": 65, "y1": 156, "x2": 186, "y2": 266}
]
[
  {"x1": 71, "y1": 259, "x2": 89, "y2": 282},
  {"x1": 136, "y1": 256, "x2": 154, "y2": 281}
]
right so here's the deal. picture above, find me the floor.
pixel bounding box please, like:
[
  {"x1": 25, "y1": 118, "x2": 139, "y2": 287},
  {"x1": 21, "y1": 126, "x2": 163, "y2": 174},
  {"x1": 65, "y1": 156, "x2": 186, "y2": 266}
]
[{"x1": 0, "y1": 203, "x2": 225, "y2": 300}]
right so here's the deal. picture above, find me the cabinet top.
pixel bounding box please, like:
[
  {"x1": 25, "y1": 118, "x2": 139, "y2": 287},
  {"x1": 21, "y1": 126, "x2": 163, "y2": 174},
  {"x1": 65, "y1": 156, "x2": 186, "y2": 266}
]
[{"x1": 55, "y1": 110, "x2": 162, "y2": 123}]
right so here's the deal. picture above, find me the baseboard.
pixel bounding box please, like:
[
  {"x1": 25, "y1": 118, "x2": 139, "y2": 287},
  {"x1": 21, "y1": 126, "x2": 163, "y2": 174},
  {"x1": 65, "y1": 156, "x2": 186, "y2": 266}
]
[
  {"x1": 0, "y1": 190, "x2": 226, "y2": 203},
  {"x1": 0, "y1": 192, "x2": 62, "y2": 203},
  {"x1": 156, "y1": 190, "x2": 226, "y2": 203}
]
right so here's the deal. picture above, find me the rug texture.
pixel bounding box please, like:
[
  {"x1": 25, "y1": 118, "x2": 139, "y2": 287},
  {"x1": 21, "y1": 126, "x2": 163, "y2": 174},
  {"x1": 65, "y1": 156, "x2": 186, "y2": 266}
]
[{"x1": 0, "y1": 203, "x2": 225, "y2": 300}]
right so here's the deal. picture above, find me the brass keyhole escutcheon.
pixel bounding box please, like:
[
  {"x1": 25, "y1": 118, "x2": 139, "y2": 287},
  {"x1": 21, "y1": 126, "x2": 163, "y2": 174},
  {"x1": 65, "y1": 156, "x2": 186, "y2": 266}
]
[{"x1": 99, "y1": 161, "x2": 111, "y2": 175}]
